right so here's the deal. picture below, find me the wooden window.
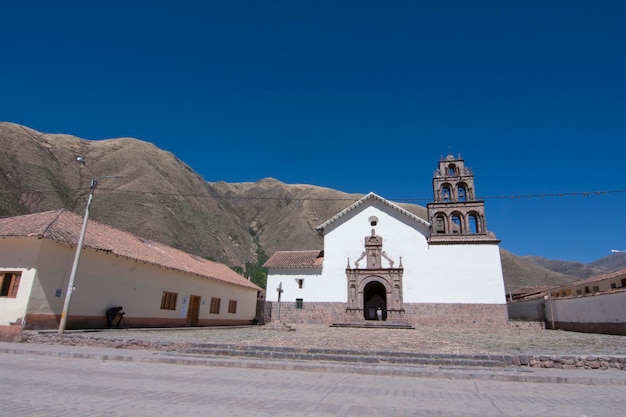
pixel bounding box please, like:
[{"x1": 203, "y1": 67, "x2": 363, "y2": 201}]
[
  {"x1": 228, "y1": 299, "x2": 237, "y2": 314},
  {"x1": 160, "y1": 291, "x2": 178, "y2": 310},
  {"x1": 0, "y1": 272, "x2": 21, "y2": 298},
  {"x1": 295, "y1": 298, "x2": 303, "y2": 309},
  {"x1": 296, "y1": 279, "x2": 304, "y2": 289},
  {"x1": 210, "y1": 297, "x2": 221, "y2": 314}
]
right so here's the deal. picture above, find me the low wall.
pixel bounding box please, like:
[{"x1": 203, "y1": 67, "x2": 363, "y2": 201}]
[
  {"x1": 507, "y1": 298, "x2": 546, "y2": 322},
  {"x1": 23, "y1": 313, "x2": 253, "y2": 331},
  {"x1": 508, "y1": 291, "x2": 626, "y2": 335},
  {"x1": 0, "y1": 324, "x2": 23, "y2": 342},
  {"x1": 268, "y1": 302, "x2": 510, "y2": 326},
  {"x1": 546, "y1": 291, "x2": 626, "y2": 335},
  {"x1": 17, "y1": 332, "x2": 626, "y2": 371}
]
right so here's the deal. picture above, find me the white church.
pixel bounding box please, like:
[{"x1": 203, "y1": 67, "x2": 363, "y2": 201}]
[{"x1": 264, "y1": 154, "x2": 509, "y2": 327}]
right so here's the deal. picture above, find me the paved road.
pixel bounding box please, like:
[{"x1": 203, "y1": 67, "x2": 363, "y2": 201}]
[{"x1": 1, "y1": 352, "x2": 624, "y2": 417}]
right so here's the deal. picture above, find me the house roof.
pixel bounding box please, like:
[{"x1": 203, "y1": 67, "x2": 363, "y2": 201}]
[
  {"x1": 550, "y1": 266, "x2": 626, "y2": 291},
  {"x1": 263, "y1": 250, "x2": 324, "y2": 269},
  {"x1": 0, "y1": 209, "x2": 261, "y2": 291},
  {"x1": 316, "y1": 192, "x2": 430, "y2": 232}
]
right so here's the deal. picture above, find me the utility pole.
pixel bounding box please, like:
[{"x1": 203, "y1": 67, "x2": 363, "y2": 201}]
[{"x1": 58, "y1": 158, "x2": 121, "y2": 334}]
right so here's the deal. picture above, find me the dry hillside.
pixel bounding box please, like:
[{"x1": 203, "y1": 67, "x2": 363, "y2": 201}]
[{"x1": 0, "y1": 122, "x2": 595, "y2": 290}]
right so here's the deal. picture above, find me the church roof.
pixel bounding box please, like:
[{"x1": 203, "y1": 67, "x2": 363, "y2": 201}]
[
  {"x1": 0, "y1": 209, "x2": 261, "y2": 291},
  {"x1": 316, "y1": 192, "x2": 430, "y2": 232},
  {"x1": 263, "y1": 250, "x2": 324, "y2": 269}
]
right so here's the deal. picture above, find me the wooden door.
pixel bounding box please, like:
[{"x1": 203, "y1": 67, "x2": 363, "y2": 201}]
[{"x1": 186, "y1": 295, "x2": 201, "y2": 326}]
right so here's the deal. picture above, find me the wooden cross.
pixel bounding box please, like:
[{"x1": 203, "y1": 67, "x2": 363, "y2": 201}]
[{"x1": 276, "y1": 282, "x2": 283, "y2": 321}]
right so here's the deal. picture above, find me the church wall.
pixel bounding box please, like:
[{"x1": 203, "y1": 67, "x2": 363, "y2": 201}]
[
  {"x1": 318, "y1": 201, "x2": 505, "y2": 305},
  {"x1": 267, "y1": 301, "x2": 509, "y2": 326},
  {"x1": 265, "y1": 268, "x2": 323, "y2": 302},
  {"x1": 321, "y1": 201, "x2": 430, "y2": 301},
  {"x1": 403, "y1": 244, "x2": 507, "y2": 304},
  {"x1": 264, "y1": 189, "x2": 508, "y2": 326},
  {"x1": 268, "y1": 301, "x2": 347, "y2": 324}
]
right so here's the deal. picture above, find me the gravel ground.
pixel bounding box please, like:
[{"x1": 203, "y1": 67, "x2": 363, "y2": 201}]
[{"x1": 41, "y1": 323, "x2": 626, "y2": 356}]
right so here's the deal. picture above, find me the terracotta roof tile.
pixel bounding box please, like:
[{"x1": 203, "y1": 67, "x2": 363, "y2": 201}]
[
  {"x1": 263, "y1": 250, "x2": 324, "y2": 269},
  {"x1": 0, "y1": 210, "x2": 261, "y2": 291},
  {"x1": 551, "y1": 266, "x2": 626, "y2": 291}
]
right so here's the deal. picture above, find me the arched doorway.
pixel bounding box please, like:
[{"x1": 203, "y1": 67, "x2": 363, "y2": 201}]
[{"x1": 363, "y1": 281, "x2": 387, "y2": 320}]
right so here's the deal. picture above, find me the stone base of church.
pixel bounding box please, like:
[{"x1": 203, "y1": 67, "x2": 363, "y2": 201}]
[
  {"x1": 404, "y1": 303, "x2": 509, "y2": 326},
  {"x1": 268, "y1": 302, "x2": 509, "y2": 327}
]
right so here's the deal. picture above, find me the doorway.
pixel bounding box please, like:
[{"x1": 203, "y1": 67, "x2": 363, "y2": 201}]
[
  {"x1": 186, "y1": 295, "x2": 201, "y2": 326},
  {"x1": 363, "y1": 281, "x2": 386, "y2": 320}
]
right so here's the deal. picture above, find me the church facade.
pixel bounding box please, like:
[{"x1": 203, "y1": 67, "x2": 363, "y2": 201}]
[{"x1": 263, "y1": 154, "x2": 509, "y2": 327}]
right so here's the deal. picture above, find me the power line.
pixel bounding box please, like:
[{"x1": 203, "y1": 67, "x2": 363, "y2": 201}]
[{"x1": 1, "y1": 188, "x2": 625, "y2": 202}]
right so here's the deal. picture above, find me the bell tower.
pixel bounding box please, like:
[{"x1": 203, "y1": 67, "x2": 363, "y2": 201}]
[{"x1": 427, "y1": 154, "x2": 498, "y2": 243}]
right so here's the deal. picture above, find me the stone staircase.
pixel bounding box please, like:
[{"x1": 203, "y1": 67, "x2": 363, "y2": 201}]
[
  {"x1": 178, "y1": 343, "x2": 509, "y2": 368},
  {"x1": 330, "y1": 322, "x2": 415, "y2": 329}
]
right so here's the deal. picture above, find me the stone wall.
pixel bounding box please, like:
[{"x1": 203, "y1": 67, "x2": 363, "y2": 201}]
[
  {"x1": 404, "y1": 303, "x2": 509, "y2": 326},
  {"x1": 269, "y1": 301, "x2": 509, "y2": 326},
  {"x1": 510, "y1": 354, "x2": 625, "y2": 371},
  {"x1": 272, "y1": 302, "x2": 346, "y2": 324}
]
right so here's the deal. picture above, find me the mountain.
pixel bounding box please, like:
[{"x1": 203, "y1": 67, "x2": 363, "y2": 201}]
[
  {"x1": 500, "y1": 250, "x2": 587, "y2": 291},
  {"x1": 1, "y1": 122, "x2": 609, "y2": 290},
  {"x1": 522, "y1": 256, "x2": 607, "y2": 279},
  {"x1": 0, "y1": 122, "x2": 257, "y2": 264}
]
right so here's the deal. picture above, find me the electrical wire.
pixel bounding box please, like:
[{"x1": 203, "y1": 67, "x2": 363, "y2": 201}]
[{"x1": 1, "y1": 188, "x2": 625, "y2": 203}]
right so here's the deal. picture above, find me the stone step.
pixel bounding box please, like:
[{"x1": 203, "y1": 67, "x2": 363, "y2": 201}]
[
  {"x1": 180, "y1": 344, "x2": 508, "y2": 368},
  {"x1": 330, "y1": 322, "x2": 415, "y2": 329}
]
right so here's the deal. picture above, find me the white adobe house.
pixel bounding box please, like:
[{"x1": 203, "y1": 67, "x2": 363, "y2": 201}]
[
  {"x1": 0, "y1": 209, "x2": 262, "y2": 341},
  {"x1": 264, "y1": 154, "x2": 508, "y2": 327}
]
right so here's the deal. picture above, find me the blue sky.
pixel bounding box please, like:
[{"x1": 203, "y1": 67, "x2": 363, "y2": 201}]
[{"x1": 2, "y1": 1, "x2": 625, "y2": 263}]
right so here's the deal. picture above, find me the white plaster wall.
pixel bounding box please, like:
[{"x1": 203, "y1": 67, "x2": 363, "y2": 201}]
[
  {"x1": 405, "y1": 244, "x2": 506, "y2": 304},
  {"x1": 66, "y1": 249, "x2": 258, "y2": 321},
  {"x1": 267, "y1": 200, "x2": 506, "y2": 305},
  {"x1": 552, "y1": 292, "x2": 626, "y2": 323},
  {"x1": 0, "y1": 238, "x2": 43, "y2": 325},
  {"x1": 265, "y1": 268, "x2": 323, "y2": 302},
  {"x1": 27, "y1": 239, "x2": 77, "y2": 315},
  {"x1": 0, "y1": 237, "x2": 258, "y2": 322},
  {"x1": 0, "y1": 268, "x2": 36, "y2": 325},
  {"x1": 317, "y1": 201, "x2": 431, "y2": 302}
]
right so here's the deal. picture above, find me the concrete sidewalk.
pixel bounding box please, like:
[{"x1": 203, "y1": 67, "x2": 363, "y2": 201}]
[{"x1": 2, "y1": 340, "x2": 625, "y2": 386}]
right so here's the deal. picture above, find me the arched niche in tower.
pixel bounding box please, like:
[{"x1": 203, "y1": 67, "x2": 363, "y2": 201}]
[
  {"x1": 451, "y1": 212, "x2": 463, "y2": 234},
  {"x1": 457, "y1": 182, "x2": 468, "y2": 202}
]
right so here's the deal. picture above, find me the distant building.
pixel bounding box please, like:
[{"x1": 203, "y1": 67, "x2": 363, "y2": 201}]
[
  {"x1": 0, "y1": 210, "x2": 262, "y2": 341},
  {"x1": 508, "y1": 268, "x2": 626, "y2": 335},
  {"x1": 548, "y1": 269, "x2": 626, "y2": 298},
  {"x1": 264, "y1": 154, "x2": 508, "y2": 327}
]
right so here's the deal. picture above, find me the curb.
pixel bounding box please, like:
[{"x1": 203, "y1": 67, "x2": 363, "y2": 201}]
[{"x1": 1, "y1": 343, "x2": 625, "y2": 386}]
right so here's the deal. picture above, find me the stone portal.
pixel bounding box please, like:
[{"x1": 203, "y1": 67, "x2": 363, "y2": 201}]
[
  {"x1": 363, "y1": 281, "x2": 386, "y2": 320},
  {"x1": 343, "y1": 230, "x2": 409, "y2": 325}
]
